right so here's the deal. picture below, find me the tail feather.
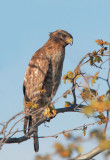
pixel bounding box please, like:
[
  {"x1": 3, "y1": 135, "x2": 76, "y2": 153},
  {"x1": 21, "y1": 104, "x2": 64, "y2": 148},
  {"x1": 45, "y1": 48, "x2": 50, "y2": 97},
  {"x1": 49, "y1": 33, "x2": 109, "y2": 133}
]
[
  {"x1": 33, "y1": 127, "x2": 39, "y2": 152},
  {"x1": 24, "y1": 115, "x2": 39, "y2": 152},
  {"x1": 28, "y1": 116, "x2": 32, "y2": 132},
  {"x1": 24, "y1": 115, "x2": 33, "y2": 134},
  {"x1": 24, "y1": 116, "x2": 28, "y2": 134}
]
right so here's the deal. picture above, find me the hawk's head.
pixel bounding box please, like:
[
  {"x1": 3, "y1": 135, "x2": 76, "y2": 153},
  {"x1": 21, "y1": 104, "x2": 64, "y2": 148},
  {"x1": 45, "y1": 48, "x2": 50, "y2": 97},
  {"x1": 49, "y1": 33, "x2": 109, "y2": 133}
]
[{"x1": 49, "y1": 29, "x2": 73, "y2": 46}]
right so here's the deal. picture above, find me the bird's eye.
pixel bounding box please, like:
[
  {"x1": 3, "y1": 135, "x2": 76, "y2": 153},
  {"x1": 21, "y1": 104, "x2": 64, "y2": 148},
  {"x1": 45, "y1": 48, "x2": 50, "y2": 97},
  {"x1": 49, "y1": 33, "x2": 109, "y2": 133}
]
[{"x1": 62, "y1": 34, "x2": 66, "y2": 38}]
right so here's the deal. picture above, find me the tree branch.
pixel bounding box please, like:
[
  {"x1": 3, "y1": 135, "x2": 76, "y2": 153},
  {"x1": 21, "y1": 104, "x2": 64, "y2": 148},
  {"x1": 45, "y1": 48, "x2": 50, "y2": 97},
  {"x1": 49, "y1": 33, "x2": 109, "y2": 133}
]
[
  {"x1": 0, "y1": 104, "x2": 85, "y2": 145},
  {"x1": 70, "y1": 138, "x2": 110, "y2": 160}
]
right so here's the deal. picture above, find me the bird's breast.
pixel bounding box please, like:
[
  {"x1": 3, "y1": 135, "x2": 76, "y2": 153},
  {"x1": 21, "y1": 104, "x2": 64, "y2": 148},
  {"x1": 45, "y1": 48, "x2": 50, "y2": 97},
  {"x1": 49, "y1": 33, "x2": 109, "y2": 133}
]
[{"x1": 50, "y1": 49, "x2": 65, "y2": 95}]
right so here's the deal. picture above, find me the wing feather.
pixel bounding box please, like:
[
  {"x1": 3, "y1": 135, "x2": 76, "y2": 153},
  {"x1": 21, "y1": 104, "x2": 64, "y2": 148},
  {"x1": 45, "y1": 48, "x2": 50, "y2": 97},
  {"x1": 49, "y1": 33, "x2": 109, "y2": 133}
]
[{"x1": 23, "y1": 51, "x2": 50, "y2": 103}]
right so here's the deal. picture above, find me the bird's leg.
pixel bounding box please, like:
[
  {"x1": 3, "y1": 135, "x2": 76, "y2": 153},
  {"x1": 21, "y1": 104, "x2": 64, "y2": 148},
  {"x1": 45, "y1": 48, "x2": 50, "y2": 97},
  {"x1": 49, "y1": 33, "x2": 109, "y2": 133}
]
[
  {"x1": 28, "y1": 115, "x2": 32, "y2": 132},
  {"x1": 43, "y1": 86, "x2": 57, "y2": 120},
  {"x1": 43, "y1": 103, "x2": 56, "y2": 119}
]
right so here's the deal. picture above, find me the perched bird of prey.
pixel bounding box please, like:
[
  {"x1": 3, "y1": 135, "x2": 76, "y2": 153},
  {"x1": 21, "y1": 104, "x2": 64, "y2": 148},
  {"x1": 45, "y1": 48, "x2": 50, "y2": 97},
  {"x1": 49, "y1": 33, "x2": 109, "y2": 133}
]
[{"x1": 23, "y1": 29, "x2": 73, "y2": 152}]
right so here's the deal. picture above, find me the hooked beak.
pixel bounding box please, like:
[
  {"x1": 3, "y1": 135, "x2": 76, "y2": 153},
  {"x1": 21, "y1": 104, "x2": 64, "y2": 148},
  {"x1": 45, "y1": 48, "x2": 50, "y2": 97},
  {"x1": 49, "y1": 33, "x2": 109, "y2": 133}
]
[{"x1": 66, "y1": 38, "x2": 73, "y2": 45}]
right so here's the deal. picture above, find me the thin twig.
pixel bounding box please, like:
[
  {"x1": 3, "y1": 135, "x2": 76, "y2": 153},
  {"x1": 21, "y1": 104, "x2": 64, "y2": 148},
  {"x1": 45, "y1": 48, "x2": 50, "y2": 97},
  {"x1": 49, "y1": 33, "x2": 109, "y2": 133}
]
[
  {"x1": 1, "y1": 112, "x2": 23, "y2": 136},
  {"x1": 104, "y1": 111, "x2": 109, "y2": 133},
  {"x1": 0, "y1": 121, "x2": 98, "y2": 143},
  {"x1": 72, "y1": 78, "x2": 77, "y2": 105}
]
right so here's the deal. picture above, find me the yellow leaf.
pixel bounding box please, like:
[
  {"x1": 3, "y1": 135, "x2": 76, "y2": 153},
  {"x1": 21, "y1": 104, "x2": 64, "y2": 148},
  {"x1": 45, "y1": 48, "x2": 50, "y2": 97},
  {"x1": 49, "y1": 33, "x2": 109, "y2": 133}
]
[
  {"x1": 63, "y1": 133, "x2": 71, "y2": 139},
  {"x1": 68, "y1": 143, "x2": 75, "y2": 150},
  {"x1": 75, "y1": 74, "x2": 81, "y2": 79},
  {"x1": 98, "y1": 95, "x2": 105, "y2": 101},
  {"x1": 32, "y1": 103, "x2": 39, "y2": 109},
  {"x1": 54, "y1": 143, "x2": 64, "y2": 151},
  {"x1": 97, "y1": 112, "x2": 105, "y2": 120},
  {"x1": 94, "y1": 71, "x2": 99, "y2": 78},
  {"x1": 103, "y1": 41, "x2": 110, "y2": 45},
  {"x1": 90, "y1": 130, "x2": 98, "y2": 138},
  {"x1": 82, "y1": 106, "x2": 94, "y2": 116},
  {"x1": 25, "y1": 101, "x2": 33, "y2": 107},
  {"x1": 76, "y1": 146, "x2": 83, "y2": 154},
  {"x1": 62, "y1": 75, "x2": 67, "y2": 83},
  {"x1": 92, "y1": 50, "x2": 97, "y2": 56},
  {"x1": 95, "y1": 39, "x2": 103, "y2": 45},
  {"x1": 83, "y1": 126, "x2": 87, "y2": 136},
  {"x1": 100, "y1": 140, "x2": 110, "y2": 150},
  {"x1": 100, "y1": 48, "x2": 104, "y2": 56},
  {"x1": 90, "y1": 100, "x2": 110, "y2": 112},
  {"x1": 67, "y1": 79, "x2": 73, "y2": 83},
  {"x1": 60, "y1": 150, "x2": 71, "y2": 158},
  {"x1": 91, "y1": 71, "x2": 99, "y2": 86},
  {"x1": 81, "y1": 88, "x2": 97, "y2": 100},
  {"x1": 63, "y1": 94, "x2": 67, "y2": 98},
  {"x1": 98, "y1": 121, "x2": 103, "y2": 125},
  {"x1": 94, "y1": 56, "x2": 102, "y2": 63},
  {"x1": 67, "y1": 71, "x2": 73, "y2": 76},
  {"x1": 64, "y1": 101, "x2": 71, "y2": 107}
]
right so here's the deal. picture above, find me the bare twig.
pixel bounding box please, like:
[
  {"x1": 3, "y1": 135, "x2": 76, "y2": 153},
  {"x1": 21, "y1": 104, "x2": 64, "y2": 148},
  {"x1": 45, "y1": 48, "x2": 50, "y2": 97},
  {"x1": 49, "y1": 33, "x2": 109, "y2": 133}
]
[
  {"x1": 31, "y1": 121, "x2": 97, "y2": 139},
  {"x1": 0, "y1": 121, "x2": 97, "y2": 143},
  {"x1": 104, "y1": 111, "x2": 109, "y2": 133},
  {"x1": 72, "y1": 78, "x2": 77, "y2": 105},
  {"x1": 0, "y1": 112, "x2": 23, "y2": 136},
  {"x1": 0, "y1": 104, "x2": 85, "y2": 145}
]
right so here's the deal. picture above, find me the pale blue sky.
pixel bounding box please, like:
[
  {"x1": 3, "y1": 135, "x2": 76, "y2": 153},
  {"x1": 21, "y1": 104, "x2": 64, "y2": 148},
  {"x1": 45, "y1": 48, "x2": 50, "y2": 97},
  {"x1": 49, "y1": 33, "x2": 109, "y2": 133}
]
[{"x1": 0, "y1": 0, "x2": 110, "y2": 160}]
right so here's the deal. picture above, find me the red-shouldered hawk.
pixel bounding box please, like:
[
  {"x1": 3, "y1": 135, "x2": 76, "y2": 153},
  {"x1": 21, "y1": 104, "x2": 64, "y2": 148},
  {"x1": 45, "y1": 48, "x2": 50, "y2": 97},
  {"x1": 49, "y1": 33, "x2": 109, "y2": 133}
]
[{"x1": 23, "y1": 29, "x2": 73, "y2": 152}]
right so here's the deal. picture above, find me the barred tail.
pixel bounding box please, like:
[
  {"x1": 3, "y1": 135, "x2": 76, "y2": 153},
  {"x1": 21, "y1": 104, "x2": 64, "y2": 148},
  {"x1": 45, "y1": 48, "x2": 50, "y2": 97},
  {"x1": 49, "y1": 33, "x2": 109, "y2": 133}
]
[
  {"x1": 24, "y1": 116, "x2": 39, "y2": 152},
  {"x1": 33, "y1": 127, "x2": 39, "y2": 152},
  {"x1": 24, "y1": 116, "x2": 32, "y2": 134},
  {"x1": 24, "y1": 116, "x2": 28, "y2": 134}
]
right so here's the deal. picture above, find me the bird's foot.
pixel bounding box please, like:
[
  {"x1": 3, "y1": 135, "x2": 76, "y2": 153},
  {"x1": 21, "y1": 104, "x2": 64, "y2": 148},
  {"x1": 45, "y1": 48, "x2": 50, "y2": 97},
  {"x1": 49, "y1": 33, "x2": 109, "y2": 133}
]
[{"x1": 43, "y1": 104, "x2": 56, "y2": 119}]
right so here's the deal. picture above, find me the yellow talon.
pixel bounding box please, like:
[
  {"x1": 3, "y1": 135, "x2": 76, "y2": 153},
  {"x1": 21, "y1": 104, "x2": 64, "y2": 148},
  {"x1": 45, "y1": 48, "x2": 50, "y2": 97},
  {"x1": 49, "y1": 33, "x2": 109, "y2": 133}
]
[
  {"x1": 43, "y1": 105, "x2": 56, "y2": 118},
  {"x1": 52, "y1": 110, "x2": 57, "y2": 116}
]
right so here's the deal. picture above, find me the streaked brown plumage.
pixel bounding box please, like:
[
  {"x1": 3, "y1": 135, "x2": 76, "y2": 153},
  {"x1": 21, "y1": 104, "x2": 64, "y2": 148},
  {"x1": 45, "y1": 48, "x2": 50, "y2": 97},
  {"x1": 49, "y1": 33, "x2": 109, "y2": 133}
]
[{"x1": 23, "y1": 29, "x2": 73, "y2": 152}]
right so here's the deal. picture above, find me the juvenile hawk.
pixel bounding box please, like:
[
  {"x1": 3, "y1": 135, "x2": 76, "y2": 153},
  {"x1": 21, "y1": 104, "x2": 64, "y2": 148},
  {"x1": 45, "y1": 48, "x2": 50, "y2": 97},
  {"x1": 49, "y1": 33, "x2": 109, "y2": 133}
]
[{"x1": 23, "y1": 29, "x2": 73, "y2": 152}]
